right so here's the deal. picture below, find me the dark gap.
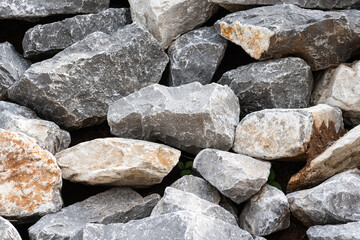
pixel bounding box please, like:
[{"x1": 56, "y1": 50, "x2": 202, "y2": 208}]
[
  {"x1": 69, "y1": 121, "x2": 113, "y2": 147},
  {"x1": 110, "y1": 0, "x2": 130, "y2": 8}
]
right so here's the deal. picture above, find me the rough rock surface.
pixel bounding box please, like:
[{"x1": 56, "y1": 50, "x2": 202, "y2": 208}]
[
  {"x1": 219, "y1": 57, "x2": 313, "y2": 117},
  {"x1": 56, "y1": 138, "x2": 180, "y2": 187},
  {"x1": 193, "y1": 149, "x2": 271, "y2": 204},
  {"x1": 0, "y1": 216, "x2": 21, "y2": 240},
  {"x1": 168, "y1": 27, "x2": 227, "y2": 86},
  {"x1": 287, "y1": 169, "x2": 360, "y2": 227},
  {"x1": 0, "y1": 129, "x2": 62, "y2": 222},
  {"x1": 307, "y1": 221, "x2": 360, "y2": 240},
  {"x1": 0, "y1": 101, "x2": 70, "y2": 155},
  {"x1": 29, "y1": 188, "x2": 160, "y2": 240},
  {"x1": 108, "y1": 82, "x2": 240, "y2": 154},
  {"x1": 23, "y1": 8, "x2": 132, "y2": 58},
  {"x1": 214, "y1": 4, "x2": 360, "y2": 70},
  {"x1": 129, "y1": 0, "x2": 218, "y2": 49},
  {"x1": 9, "y1": 24, "x2": 168, "y2": 130},
  {"x1": 239, "y1": 184, "x2": 290, "y2": 236}
]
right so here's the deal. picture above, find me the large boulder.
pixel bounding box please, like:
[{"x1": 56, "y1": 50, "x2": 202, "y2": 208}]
[
  {"x1": 0, "y1": 216, "x2": 21, "y2": 240},
  {"x1": 307, "y1": 221, "x2": 360, "y2": 240}
]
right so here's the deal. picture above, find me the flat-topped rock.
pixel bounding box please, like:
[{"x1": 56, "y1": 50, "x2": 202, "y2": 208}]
[
  {"x1": 307, "y1": 221, "x2": 360, "y2": 240},
  {"x1": 0, "y1": 216, "x2": 21, "y2": 240}
]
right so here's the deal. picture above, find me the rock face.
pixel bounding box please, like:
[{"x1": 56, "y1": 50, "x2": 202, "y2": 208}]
[
  {"x1": 168, "y1": 27, "x2": 227, "y2": 86},
  {"x1": 0, "y1": 216, "x2": 21, "y2": 240},
  {"x1": 8, "y1": 24, "x2": 168, "y2": 130},
  {"x1": 23, "y1": 8, "x2": 132, "y2": 58},
  {"x1": 193, "y1": 149, "x2": 271, "y2": 204},
  {"x1": 287, "y1": 169, "x2": 360, "y2": 227},
  {"x1": 214, "y1": 4, "x2": 360, "y2": 71},
  {"x1": 128, "y1": 0, "x2": 218, "y2": 49},
  {"x1": 56, "y1": 138, "x2": 180, "y2": 187},
  {"x1": 0, "y1": 129, "x2": 62, "y2": 222},
  {"x1": 307, "y1": 221, "x2": 360, "y2": 240},
  {"x1": 0, "y1": 101, "x2": 71, "y2": 155},
  {"x1": 239, "y1": 184, "x2": 290, "y2": 236},
  {"x1": 219, "y1": 57, "x2": 313, "y2": 117},
  {"x1": 107, "y1": 82, "x2": 240, "y2": 154}
]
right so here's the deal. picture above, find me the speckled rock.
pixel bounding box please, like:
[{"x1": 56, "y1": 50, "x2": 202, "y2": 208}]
[
  {"x1": 307, "y1": 221, "x2": 360, "y2": 240},
  {"x1": 0, "y1": 216, "x2": 21, "y2": 240}
]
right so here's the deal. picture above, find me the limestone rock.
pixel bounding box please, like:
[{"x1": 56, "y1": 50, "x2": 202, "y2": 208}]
[
  {"x1": 107, "y1": 82, "x2": 240, "y2": 154},
  {"x1": 287, "y1": 169, "x2": 360, "y2": 227},
  {"x1": 8, "y1": 24, "x2": 168, "y2": 130},
  {"x1": 0, "y1": 216, "x2": 21, "y2": 240},
  {"x1": 193, "y1": 149, "x2": 271, "y2": 204},
  {"x1": 23, "y1": 8, "x2": 132, "y2": 58},
  {"x1": 0, "y1": 129, "x2": 62, "y2": 222},
  {"x1": 307, "y1": 221, "x2": 360, "y2": 240},
  {"x1": 56, "y1": 138, "x2": 180, "y2": 187}
]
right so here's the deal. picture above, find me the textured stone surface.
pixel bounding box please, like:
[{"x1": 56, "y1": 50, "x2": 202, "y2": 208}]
[
  {"x1": 287, "y1": 169, "x2": 360, "y2": 227},
  {"x1": 108, "y1": 82, "x2": 240, "y2": 154},
  {"x1": 0, "y1": 216, "x2": 21, "y2": 240},
  {"x1": 9, "y1": 24, "x2": 168, "y2": 130},
  {"x1": 168, "y1": 27, "x2": 227, "y2": 86},
  {"x1": 0, "y1": 129, "x2": 62, "y2": 222},
  {"x1": 193, "y1": 149, "x2": 271, "y2": 204},
  {"x1": 214, "y1": 4, "x2": 360, "y2": 71},
  {"x1": 239, "y1": 184, "x2": 290, "y2": 236},
  {"x1": 129, "y1": 0, "x2": 218, "y2": 49},
  {"x1": 56, "y1": 138, "x2": 180, "y2": 187},
  {"x1": 0, "y1": 101, "x2": 70, "y2": 155},
  {"x1": 219, "y1": 57, "x2": 313, "y2": 117},
  {"x1": 23, "y1": 8, "x2": 132, "y2": 58},
  {"x1": 307, "y1": 221, "x2": 360, "y2": 240}
]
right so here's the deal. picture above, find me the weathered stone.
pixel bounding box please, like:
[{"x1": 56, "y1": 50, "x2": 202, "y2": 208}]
[
  {"x1": 0, "y1": 101, "x2": 70, "y2": 155},
  {"x1": 239, "y1": 184, "x2": 290, "y2": 236},
  {"x1": 8, "y1": 24, "x2": 168, "y2": 130},
  {"x1": 193, "y1": 149, "x2": 271, "y2": 204},
  {"x1": 168, "y1": 27, "x2": 227, "y2": 86},
  {"x1": 29, "y1": 188, "x2": 160, "y2": 240},
  {"x1": 219, "y1": 195, "x2": 240, "y2": 224},
  {"x1": 0, "y1": 216, "x2": 21, "y2": 240},
  {"x1": 307, "y1": 221, "x2": 360, "y2": 240},
  {"x1": 23, "y1": 8, "x2": 132, "y2": 58},
  {"x1": 214, "y1": 4, "x2": 360, "y2": 71},
  {"x1": 129, "y1": 0, "x2": 218, "y2": 49},
  {"x1": 0, "y1": 129, "x2": 62, "y2": 222},
  {"x1": 107, "y1": 82, "x2": 240, "y2": 154},
  {"x1": 287, "y1": 169, "x2": 360, "y2": 227},
  {"x1": 219, "y1": 57, "x2": 313, "y2": 117},
  {"x1": 56, "y1": 138, "x2": 180, "y2": 187}
]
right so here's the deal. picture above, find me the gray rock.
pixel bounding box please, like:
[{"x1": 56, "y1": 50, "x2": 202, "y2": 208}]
[
  {"x1": 287, "y1": 169, "x2": 360, "y2": 227},
  {"x1": 193, "y1": 149, "x2": 271, "y2": 204},
  {"x1": 219, "y1": 57, "x2": 312, "y2": 117},
  {"x1": 307, "y1": 221, "x2": 360, "y2": 240},
  {"x1": 29, "y1": 188, "x2": 160, "y2": 240},
  {"x1": 107, "y1": 82, "x2": 240, "y2": 154},
  {"x1": 23, "y1": 8, "x2": 132, "y2": 59},
  {"x1": 168, "y1": 27, "x2": 227, "y2": 86},
  {"x1": 214, "y1": 4, "x2": 360, "y2": 71},
  {"x1": 8, "y1": 23, "x2": 168, "y2": 130},
  {"x1": 0, "y1": 216, "x2": 21, "y2": 240}
]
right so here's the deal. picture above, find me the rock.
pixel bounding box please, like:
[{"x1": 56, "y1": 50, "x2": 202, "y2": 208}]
[
  {"x1": 168, "y1": 27, "x2": 227, "y2": 86},
  {"x1": 107, "y1": 82, "x2": 240, "y2": 154},
  {"x1": 219, "y1": 195, "x2": 240, "y2": 224},
  {"x1": 307, "y1": 221, "x2": 360, "y2": 240},
  {"x1": 287, "y1": 169, "x2": 360, "y2": 227},
  {"x1": 71, "y1": 211, "x2": 254, "y2": 240},
  {"x1": 29, "y1": 188, "x2": 160, "y2": 240},
  {"x1": 170, "y1": 175, "x2": 221, "y2": 204},
  {"x1": 0, "y1": 101, "x2": 70, "y2": 155},
  {"x1": 128, "y1": 0, "x2": 218, "y2": 49},
  {"x1": 219, "y1": 57, "x2": 313, "y2": 117},
  {"x1": 193, "y1": 149, "x2": 271, "y2": 204},
  {"x1": 8, "y1": 23, "x2": 168, "y2": 130},
  {"x1": 56, "y1": 138, "x2": 180, "y2": 187},
  {"x1": 214, "y1": 4, "x2": 360, "y2": 71},
  {"x1": 239, "y1": 184, "x2": 290, "y2": 236},
  {"x1": 0, "y1": 129, "x2": 62, "y2": 222},
  {"x1": 0, "y1": 216, "x2": 21, "y2": 240},
  {"x1": 23, "y1": 8, "x2": 132, "y2": 59}
]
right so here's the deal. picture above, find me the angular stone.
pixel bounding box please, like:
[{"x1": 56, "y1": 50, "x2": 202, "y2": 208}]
[
  {"x1": 239, "y1": 184, "x2": 290, "y2": 236},
  {"x1": 23, "y1": 8, "x2": 132, "y2": 59},
  {"x1": 0, "y1": 101, "x2": 70, "y2": 155},
  {"x1": 0, "y1": 129, "x2": 62, "y2": 222},
  {"x1": 287, "y1": 169, "x2": 360, "y2": 227},
  {"x1": 214, "y1": 4, "x2": 360, "y2": 71},
  {"x1": 129, "y1": 0, "x2": 218, "y2": 49},
  {"x1": 29, "y1": 188, "x2": 160, "y2": 240},
  {"x1": 307, "y1": 221, "x2": 360, "y2": 240},
  {"x1": 168, "y1": 27, "x2": 227, "y2": 86},
  {"x1": 193, "y1": 149, "x2": 271, "y2": 204},
  {"x1": 108, "y1": 82, "x2": 240, "y2": 154},
  {"x1": 56, "y1": 138, "x2": 180, "y2": 187},
  {"x1": 8, "y1": 24, "x2": 168, "y2": 130},
  {"x1": 0, "y1": 216, "x2": 21, "y2": 240}
]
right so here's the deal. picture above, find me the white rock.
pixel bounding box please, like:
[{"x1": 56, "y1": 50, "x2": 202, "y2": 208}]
[
  {"x1": 307, "y1": 221, "x2": 360, "y2": 240},
  {"x1": 0, "y1": 216, "x2": 21, "y2": 240}
]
